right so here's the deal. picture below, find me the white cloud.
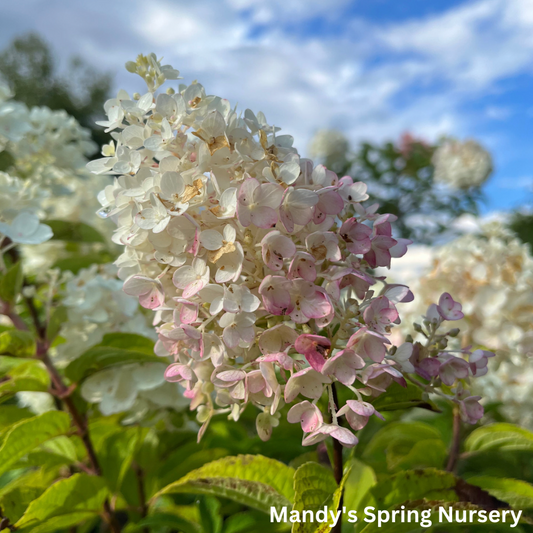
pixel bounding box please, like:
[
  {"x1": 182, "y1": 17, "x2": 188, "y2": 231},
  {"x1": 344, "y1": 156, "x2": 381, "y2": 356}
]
[{"x1": 1, "y1": 0, "x2": 532, "y2": 159}]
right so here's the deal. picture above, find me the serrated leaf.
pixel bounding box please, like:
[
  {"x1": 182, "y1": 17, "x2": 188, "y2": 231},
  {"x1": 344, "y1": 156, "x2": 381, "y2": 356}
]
[
  {"x1": 154, "y1": 454, "x2": 295, "y2": 514},
  {"x1": 65, "y1": 344, "x2": 160, "y2": 383},
  {"x1": 465, "y1": 424, "x2": 533, "y2": 453},
  {"x1": 0, "y1": 411, "x2": 71, "y2": 476},
  {"x1": 0, "y1": 262, "x2": 23, "y2": 304},
  {"x1": 467, "y1": 476, "x2": 533, "y2": 509},
  {"x1": 15, "y1": 473, "x2": 108, "y2": 529},
  {"x1": 291, "y1": 462, "x2": 352, "y2": 533},
  {"x1": 46, "y1": 220, "x2": 105, "y2": 243},
  {"x1": 292, "y1": 462, "x2": 337, "y2": 533},
  {"x1": 370, "y1": 469, "x2": 458, "y2": 509},
  {"x1": 0, "y1": 330, "x2": 36, "y2": 357}
]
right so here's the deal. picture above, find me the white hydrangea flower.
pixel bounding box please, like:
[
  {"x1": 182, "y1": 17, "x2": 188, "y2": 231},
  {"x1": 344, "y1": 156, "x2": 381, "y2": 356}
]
[
  {"x1": 308, "y1": 129, "x2": 350, "y2": 160},
  {"x1": 433, "y1": 138, "x2": 493, "y2": 189},
  {"x1": 400, "y1": 222, "x2": 533, "y2": 426}
]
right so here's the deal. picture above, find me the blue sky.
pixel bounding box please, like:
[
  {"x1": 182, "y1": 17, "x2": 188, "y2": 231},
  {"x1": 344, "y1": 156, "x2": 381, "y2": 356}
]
[{"x1": 1, "y1": 0, "x2": 532, "y2": 214}]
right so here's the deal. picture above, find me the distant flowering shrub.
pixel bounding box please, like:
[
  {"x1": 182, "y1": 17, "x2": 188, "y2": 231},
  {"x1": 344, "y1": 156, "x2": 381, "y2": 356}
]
[
  {"x1": 432, "y1": 138, "x2": 493, "y2": 189},
  {"x1": 90, "y1": 53, "x2": 493, "y2": 446},
  {"x1": 405, "y1": 222, "x2": 533, "y2": 426}
]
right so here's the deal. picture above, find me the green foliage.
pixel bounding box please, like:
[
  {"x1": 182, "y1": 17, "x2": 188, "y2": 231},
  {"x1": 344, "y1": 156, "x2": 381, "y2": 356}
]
[
  {"x1": 155, "y1": 454, "x2": 295, "y2": 514},
  {"x1": 47, "y1": 220, "x2": 106, "y2": 243},
  {"x1": 291, "y1": 462, "x2": 337, "y2": 533},
  {"x1": 64, "y1": 333, "x2": 158, "y2": 383},
  {"x1": 14, "y1": 473, "x2": 108, "y2": 531},
  {"x1": 467, "y1": 477, "x2": 533, "y2": 509},
  {"x1": 0, "y1": 262, "x2": 23, "y2": 305},
  {"x1": 509, "y1": 212, "x2": 533, "y2": 251},
  {"x1": 368, "y1": 469, "x2": 459, "y2": 509},
  {"x1": 0, "y1": 357, "x2": 50, "y2": 400},
  {"x1": 362, "y1": 422, "x2": 447, "y2": 472},
  {"x1": 0, "y1": 330, "x2": 35, "y2": 357},
  {"x1": 371, "y1": 382, "x2": 440, "y2": 413},
  {"x1": 126, "y1": 512, "x2": 202, "y2": 533},
  {"x1": 0, "y1": 411, "x2": 70, "y2": 476},
  {"x1": 465, "y1": 424, "x2": 533, "y2": 453}
]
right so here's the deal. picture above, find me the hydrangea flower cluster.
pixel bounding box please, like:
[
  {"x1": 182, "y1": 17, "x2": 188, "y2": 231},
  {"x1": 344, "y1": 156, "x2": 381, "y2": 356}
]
[
  {"x1": 91, "y1": 54, "x2": 492, "y2": 446},
  {"x1": 433, "y1": 138, "x2": 493, "y2": 189},
  {"x1": 402, "y1": 222, "x2": 533, "y2": 426},
  {"x1": 18, "y1": 263, "x2": 187, "y2": 420},
  {"x1": 0, "y1": 82, "x2": 114, "y2": 271}
]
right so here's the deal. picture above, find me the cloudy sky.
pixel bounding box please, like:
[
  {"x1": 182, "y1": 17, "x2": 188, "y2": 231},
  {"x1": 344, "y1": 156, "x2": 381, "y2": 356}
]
[{"x1": 1, "y1": 0, "x2": 532, "y2": 213}]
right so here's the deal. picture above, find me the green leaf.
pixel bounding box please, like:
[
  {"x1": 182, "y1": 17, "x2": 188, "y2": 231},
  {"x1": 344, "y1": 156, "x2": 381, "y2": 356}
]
[
  {"x1": 0, "y1": 330, "x2": 36, "y2": 357},
  {"x1": 46, "y1": 219, "x2": 105, "y2": 243},
  {"x1": 125, "y1": 513, "x2": 201, "y2": 533},
  {"x1": 12, "y1": 435, "x2": 80, "y2": 470},
  {"x1": 0, "y1": 262, "x2": 23, "y2": 305},
  {"x1": 343, "y1": 459, "x2": 377, "y2": 518},
  {"x1": 17, "y1": 513, "x2": 97, "y2": 533},
  {"x1": 385, "y1": 438, "x2": 447, "y2": 471},
  {"x1": 154, "y1": 454, "x2": 295, "y2": 514},
  {"x1": 369, "y1": 469, "x2": 458, "y2": 509},
  {"x1": 291, "y1": 462, "x2": 337, "y2": 533},
  {"x1": 371, "y1": 382, "x2": 440, "y2": 412},
  {"x1": 45, "y1": 306, "x2": 68, "y2": 342},
  {"x1": 362, "y1": 422, "x2": 445, "y2": 473},
  {"x1": 0, "y1": 485, "x2": 46, "y2": 523},
  {"x1": 0, "y1": 411, "x2": 71, "y2": 476},
  {"x1": 65, "y1": 346, "x2": 160, "y2": 383},
  {"x1": 291, "y1": 462, "x2": 352, "y2": 533},
  {"x1": 0, "y1": 405, "x2": 34, "y2": 439},
  {"x1": 100, "y1": 426, "x2": 141, "y2": 493},
  {"x1": 52, "y1": 251, "x2": 114, "y2": 274},
  {"x1": 465, "y1": 424, "x2": 533, "y2": 453},
  {"x1": 223, "y1": 511, "x2": 291, "y2": 533},
  {"x1": 200, "y1": 496, "x2": 223, "y2": 533},
  {"x1": 15, "y1": 473, "x2": 108, "y2": 529},
  {"x1": 99, "y1": 332, "x2": 155, "y2": 354},
  {"x1": 156, "y1": 447, "x2": 229, "y2": 492},
  {"x1": 467, "y1": 476, "x2": 533, "y2": 509},
  {"x1": 0, "y1": 359, "x2": 50, "y2": 401}
]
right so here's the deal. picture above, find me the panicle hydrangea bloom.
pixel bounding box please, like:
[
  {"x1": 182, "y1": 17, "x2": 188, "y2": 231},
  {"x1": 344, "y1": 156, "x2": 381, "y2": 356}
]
[
  {"x1": 308, "y1": 129, "x2": 350, "y2": 161},
  {"x1": 90, "y1": 53, "x2": 493, "y2": 446},
  {"x1": 401, "y1": 222, "x2": 533, "y2": 426},
  {"x1": 20, "y1": 263, "x2": 188, "y2": 420},
  {"x1": 0, "y1": 87, "x2": 114, "y2": 271},
  {"x1": 433, "y1": 138, "x2": 493, "y2": 189}
]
